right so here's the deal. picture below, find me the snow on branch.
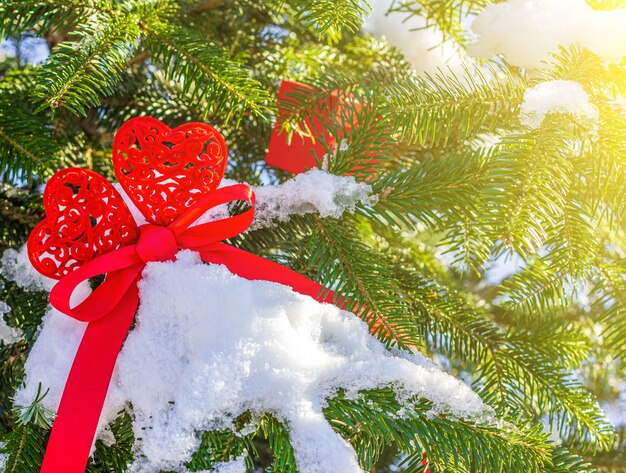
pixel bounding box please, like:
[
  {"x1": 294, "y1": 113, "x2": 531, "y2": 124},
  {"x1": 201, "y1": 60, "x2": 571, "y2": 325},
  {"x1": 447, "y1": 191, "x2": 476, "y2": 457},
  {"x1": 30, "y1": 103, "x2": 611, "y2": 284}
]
[
  {"x1": 520, "y1": 80, "x2": 599, "y2": 130},
  {"x1": 1, "y1": 246, "x2": 55, "y2": 292},
  {"x1": 0, "y1": 301, "x2": 22, "y2": 344},
  {"x1": 469, "y1": 0, "x2": 626, "y2": 69},
  {"x1": 198, "y1": 456, "x2": 246, "y2": 473},
  {"x1": 0, "y1": 447, "x2": 7, "y2": 472},
  {"x1": 250, "y1": 170, "x2": 377, "y2": 229},
  {"x1": 121, "y1": 169, "x2": 377, "y2": 231},
  {"x1": 364, "y1": 0, "x2": 467, "y2": 74}
]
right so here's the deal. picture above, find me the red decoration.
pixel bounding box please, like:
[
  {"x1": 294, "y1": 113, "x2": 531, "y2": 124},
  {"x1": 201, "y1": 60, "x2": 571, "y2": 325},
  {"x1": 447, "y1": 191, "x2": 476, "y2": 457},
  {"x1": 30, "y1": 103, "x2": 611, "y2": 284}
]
[
  {"x1": 112, "y1": 117, "x2": 228, "y2": 225},
  {"x1": 28, "y1": 169, "x2": 139, "y2": 279},
  {"x1": 266, "y1": 80, "x2": 341, "y2": 174},
  {"x1": 422, "y1": 451, "x2": 431, "y2": 473},
  {"x1": 266, "y1": 80, "x2": 379, "y2": 179},
  {"x1": 28, "y1": 116, "x2": 342, "y2": 473}
]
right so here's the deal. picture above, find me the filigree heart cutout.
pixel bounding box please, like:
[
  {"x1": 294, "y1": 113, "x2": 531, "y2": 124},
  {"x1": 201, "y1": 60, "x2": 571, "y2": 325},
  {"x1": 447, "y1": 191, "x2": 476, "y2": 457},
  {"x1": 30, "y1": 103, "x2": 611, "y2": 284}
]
[
  {"x1": 27, "y1": 168, "x2": 139, "y2": 280},
  {"x1": 112, "y1": 116, "x2": 229, "y2": 226}
]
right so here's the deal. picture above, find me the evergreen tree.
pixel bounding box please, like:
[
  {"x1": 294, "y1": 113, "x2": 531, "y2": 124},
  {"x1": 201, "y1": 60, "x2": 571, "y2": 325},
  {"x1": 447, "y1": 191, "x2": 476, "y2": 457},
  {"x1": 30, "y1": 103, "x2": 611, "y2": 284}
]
[{"x1": 0, "y1": 0, "x2": 625, "y2": 472}]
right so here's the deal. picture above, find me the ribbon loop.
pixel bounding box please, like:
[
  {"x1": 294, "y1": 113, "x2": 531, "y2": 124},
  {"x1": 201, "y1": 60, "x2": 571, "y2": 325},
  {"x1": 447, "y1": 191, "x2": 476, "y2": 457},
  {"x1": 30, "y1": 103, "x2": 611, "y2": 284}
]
[
  {"x1": 50, "y1": 246, "x2": 143, "y2": 323},
  {"x1": 169, "y1": 184, "x2": 256, "y2": 235}
]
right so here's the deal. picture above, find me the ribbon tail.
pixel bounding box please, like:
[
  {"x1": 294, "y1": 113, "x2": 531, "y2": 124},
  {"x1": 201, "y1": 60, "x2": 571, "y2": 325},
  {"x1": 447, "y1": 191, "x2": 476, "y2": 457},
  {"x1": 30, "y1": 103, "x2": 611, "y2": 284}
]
[
  {"x1": 40, "y1": 281, "x2": 140, "y2": 473},
  {"x1": 199, "y1": 243, "x2": 345, "y2": 307}
]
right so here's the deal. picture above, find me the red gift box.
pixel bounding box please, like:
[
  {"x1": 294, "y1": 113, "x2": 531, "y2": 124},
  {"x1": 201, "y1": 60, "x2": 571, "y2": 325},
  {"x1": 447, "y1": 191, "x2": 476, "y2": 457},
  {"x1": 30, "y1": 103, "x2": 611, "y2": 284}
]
[
  {"x1": 266, "y1": 80, "x2": 382, "y2": 179},
  {"x1": 266, "y1": 80, "x2": 344, "y2": 174}
]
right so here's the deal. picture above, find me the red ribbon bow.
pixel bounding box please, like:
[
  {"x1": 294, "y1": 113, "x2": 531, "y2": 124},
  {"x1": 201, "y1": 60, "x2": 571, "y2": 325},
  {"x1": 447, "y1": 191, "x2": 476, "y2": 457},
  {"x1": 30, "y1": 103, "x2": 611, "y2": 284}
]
[{"x1": 27, "y1": 117, "x2": 337, "y2": 472}]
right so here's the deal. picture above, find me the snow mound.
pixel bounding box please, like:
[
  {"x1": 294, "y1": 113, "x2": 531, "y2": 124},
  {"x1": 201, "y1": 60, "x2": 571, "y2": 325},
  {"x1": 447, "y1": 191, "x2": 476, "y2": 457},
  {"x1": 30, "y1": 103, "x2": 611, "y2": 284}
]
[
  {"x1": 469, "y1": 0, "x2": 626, "y2": 69},
  {"x1": 520, "y1": 80, "x2": 599, "y2": 129},
  {"x1": 17, "y1": 251, "x2": 490, "y2": 473}
]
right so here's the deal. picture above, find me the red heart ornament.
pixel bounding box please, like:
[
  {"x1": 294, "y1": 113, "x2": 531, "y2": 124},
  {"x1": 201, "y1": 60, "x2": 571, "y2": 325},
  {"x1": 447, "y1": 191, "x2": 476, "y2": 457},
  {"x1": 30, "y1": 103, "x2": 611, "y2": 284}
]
[
  {"x1": 112, "y1": 116, "x2": 228, "y2": 226},
  {"x1": 27, "y1": 168, "x2": 139, "y2": 280}
]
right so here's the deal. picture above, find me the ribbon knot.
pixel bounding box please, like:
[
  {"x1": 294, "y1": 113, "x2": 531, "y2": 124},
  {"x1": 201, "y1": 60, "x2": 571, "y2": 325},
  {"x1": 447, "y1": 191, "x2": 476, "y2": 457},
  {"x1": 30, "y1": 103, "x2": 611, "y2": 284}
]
[{"x1": 136, "y1": 225, "x2": 178, "y2": 263}]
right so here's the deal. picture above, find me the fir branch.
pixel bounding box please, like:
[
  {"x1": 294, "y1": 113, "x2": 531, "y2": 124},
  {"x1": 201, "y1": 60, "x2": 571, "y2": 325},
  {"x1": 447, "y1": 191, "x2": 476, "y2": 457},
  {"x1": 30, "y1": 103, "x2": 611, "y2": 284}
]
[
  {"x1": 582, "y1": 108, "x2": 626, "y2": 226},
  {"x1": 325, "y1": 388, "x2": 552, "y2": 472},
  {"x1": 440, "y1": 211, "x2": 493, "y2": 274},
  {"x1": 0, "y1": 71, "x2": 60, "y2": 179},
  {"x1": 389, "y1": 264, "x2": 511, "y2": 402},
  {"x1": 311, "y1": 91, "x2": 395, "y2": 179},
  {"x1": 259, "y1": 415, "x2": 297, "y2": 472},
  {"x1": 547, "y1": 200, "x2": 599, "y2": 276},
  {"x1": 33, "y1": 15, "x2": 141, "y2": 116},
  {"x1": 0, "y1": 342, "x2": 27, "y2": 434},
  {"x1": 586, "y1": 428, "x2": 626, "y2": 473},
  {"x1": 486, "y1": 124, "x2": 574, "y2": 257},
  {"x1": 0, "y1": 129, "x2": 42, "y2": 176},
  {"x1": 1, "y1": 422, "x2": 48, "y2": 473},
  {"x1": 185, "y1": 419, "x2": 257, "y2": 471},
  {"x1": 13, "y1": 384, "x2": 54, "y2": 429},
  {"x1": 308, "y1": 216, "x2": 420, "y2": 347},
  {"x1": 2, "y1": 387, "x2": 52, "y2": 473},
  {"x1": 143, "y1": 22, "x2": 270, "y2": 123},
  {"x1": 86, "y1": 412, "x2": 134, "y2": 473},
  {"x1": 380, "y1": 66, "x2": 526, "y2": 146},
  {"x1": 388, "y1": 0, "x2": 488, "y2": 44},
  {"x1": 0, "y1": 0, "x2": 116, "y2": 37},
  {"x1": 593, "y1": 257, "x2": 626, "y2": 358},
  {"x1": 0, "y1": 277, "x2": 49, "y2": 344},
  {"x1": 0, "y1": 277, "x2": 47, "y2": 433},
  {"x1": 499, "y1": 259, "x2": 571, "y2": 316},
  {"x1": 388, "y1": 260, "x2": 612, "y2": 449},
  {"x1": 549, "y1": 445, "x2": 594, "y2": 473},
  {"x1": 542, "y1": 46, "x2": 608, "y2": 88},
  {"x1": 365, "y1": 150, "x2": 488, "y2": 229},
  {"x1": 295, "y1": 0, "x2": 371, "y2": 42},
  {"x1": 271, "y1": 74, "x2": 367, "y2": 136}
]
